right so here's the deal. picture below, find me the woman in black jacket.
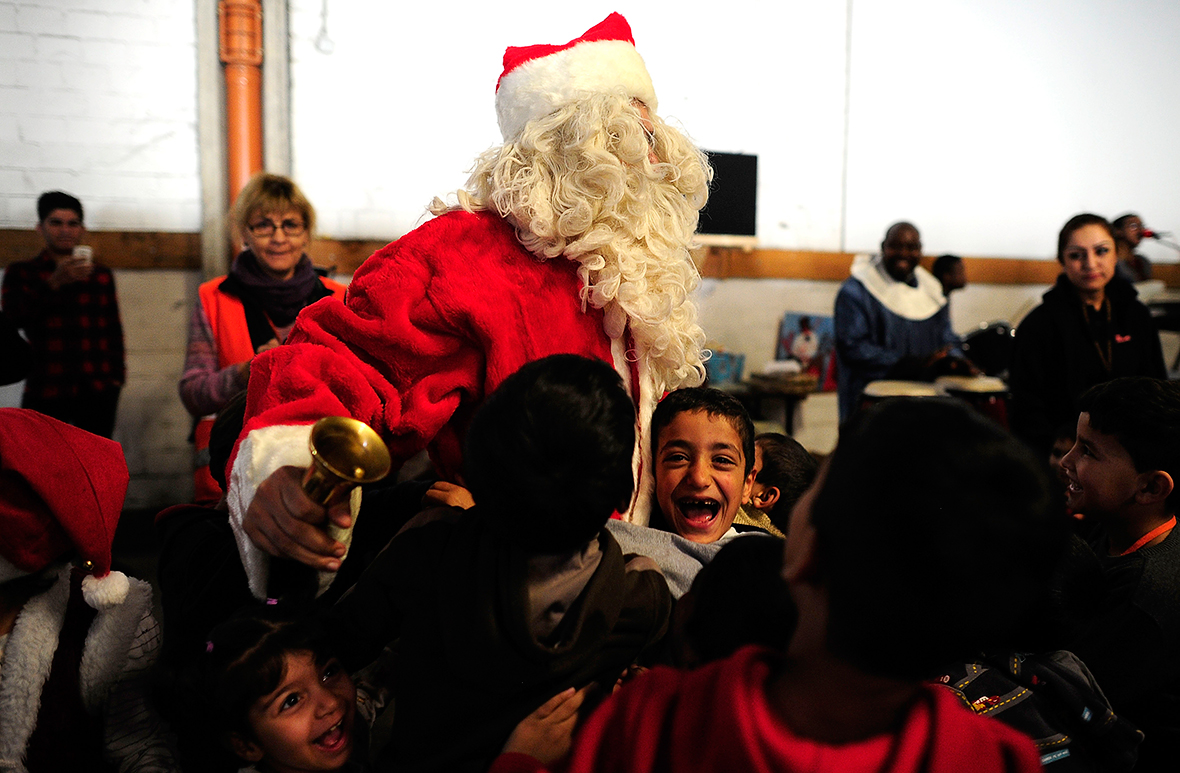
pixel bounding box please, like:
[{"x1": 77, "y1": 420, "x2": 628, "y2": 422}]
[{"x1": 1010, "y1": 213, "x2": 1166, "y2": 456}]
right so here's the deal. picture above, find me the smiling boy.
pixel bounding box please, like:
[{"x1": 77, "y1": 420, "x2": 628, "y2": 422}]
[
  {"x1": 1061, "y1": 379, "x2": 1177, "y2": 552},
  {"x1": 650, "y1": 388, "x2": 757, "y2": 544},
  {"x1": 1058, "y1": 376, "x2": 1180, "y2": 769},
  {"x1": 491, "y1": 397, "x2": 1060, "y2": 773}
]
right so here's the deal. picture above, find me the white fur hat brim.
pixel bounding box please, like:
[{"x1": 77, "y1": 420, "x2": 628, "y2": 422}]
[{"x1": 496, "y1": 17, "x2": 657, "y2": 142}]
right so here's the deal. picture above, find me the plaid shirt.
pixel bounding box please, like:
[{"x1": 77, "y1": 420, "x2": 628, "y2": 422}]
[{"x1": 0, "y1": 250, "x2": 125, "y2": 399}]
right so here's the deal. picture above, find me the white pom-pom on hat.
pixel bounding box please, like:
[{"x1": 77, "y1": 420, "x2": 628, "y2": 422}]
[{"x1": 82, "y1": 569, "x2": 130, "y2": 610}]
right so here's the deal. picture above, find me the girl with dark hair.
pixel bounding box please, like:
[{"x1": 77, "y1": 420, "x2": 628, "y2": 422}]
[
  {"x1": 183, "y1": 609, "x2": 364, "y2": 773},
  {"x1": 1009, "y1": 213, "x2": 1165, "y2": 455},
  {"x1": 182, "y1": 599, "x2": 604, "y2": 773}
]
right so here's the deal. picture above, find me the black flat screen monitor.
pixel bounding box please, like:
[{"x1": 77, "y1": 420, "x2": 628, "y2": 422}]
[{"x1": 698, "y1": 151, "x2": 757, "y2": 237}]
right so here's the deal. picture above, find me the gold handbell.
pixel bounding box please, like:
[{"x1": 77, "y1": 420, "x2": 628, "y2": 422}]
[{"x1": 301, "y1": 416, "x2": 392, "y2": 507}]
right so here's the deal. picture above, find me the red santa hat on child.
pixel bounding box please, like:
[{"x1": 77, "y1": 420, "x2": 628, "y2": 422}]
[
  {"x1": 0, "y1": 409, "x2": 130, "y2": 609},
  {"x1": 495, "y1": 12, "x2": 658, "y2": 142}
]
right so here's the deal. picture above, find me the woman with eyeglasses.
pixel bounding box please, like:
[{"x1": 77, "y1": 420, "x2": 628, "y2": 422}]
[
  {"x1": 1009, "y1": 213, "x2": 1165, "y2": 457},
  {"x1": 179, "y1": 173, "x2": 347, "y2": 504}
]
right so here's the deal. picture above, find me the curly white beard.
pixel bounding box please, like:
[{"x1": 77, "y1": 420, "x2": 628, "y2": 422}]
[
  {"x1": 434, "y1": 96, "x2": 710, "y2": 393},
  {"x1": 548, "y1": 172, "x2": 708, "y2": 393}
]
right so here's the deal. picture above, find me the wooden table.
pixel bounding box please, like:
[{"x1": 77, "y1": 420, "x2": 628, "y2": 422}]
[{"x1": 716, "y1": 373, "x2": 818, "y2": 435}]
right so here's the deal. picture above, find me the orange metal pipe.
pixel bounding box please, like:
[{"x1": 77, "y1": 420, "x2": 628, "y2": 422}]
[{"x1": 220, "y1": 0, "x2": 264, "y2": 204}]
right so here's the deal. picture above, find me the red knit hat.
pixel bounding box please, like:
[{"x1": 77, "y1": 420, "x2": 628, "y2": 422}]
[
  {"x1": 0, "y1": 409, "x2": 130, "y2": 608},
  {"x1": 495, "y1": 12, "x2": 657, "y2": 142}
]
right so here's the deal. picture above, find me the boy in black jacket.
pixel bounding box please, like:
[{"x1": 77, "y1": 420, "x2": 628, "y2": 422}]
[
  {"x1": 325, "y1": 355, "x2": 671, "y2": 772},
  {"x1": 1058, "y1": 376, "x2": 1180, "y2": 769}
]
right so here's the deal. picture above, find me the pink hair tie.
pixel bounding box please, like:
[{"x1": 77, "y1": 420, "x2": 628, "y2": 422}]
[
  {"x1": 266, "y1": 597, "x2": 279, "y2": 605},
  {"x1": 205, "y1": 641, "x2": 214, "y2": 653}
]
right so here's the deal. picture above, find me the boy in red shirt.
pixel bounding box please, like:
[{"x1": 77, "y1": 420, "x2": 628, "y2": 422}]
[{"x1": 496, "y1": 397, "x2": 1063, "y2": 772}]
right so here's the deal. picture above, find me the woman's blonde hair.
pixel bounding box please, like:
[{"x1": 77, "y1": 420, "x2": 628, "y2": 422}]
[
  {"x1": 228, "y1": 173, "x2": 316, "y2": 238},
  {"x1": 431, "y1": 95, "x2": 712, "y2": 391}
]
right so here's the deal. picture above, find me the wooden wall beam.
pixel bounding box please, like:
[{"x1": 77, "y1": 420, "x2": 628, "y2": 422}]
[
  {"x1": 0, "y1": 229, "x2": 389, "y2": 275},
  {"x1": 697, "y1": 246, "x2": 1180, "y2": 287},
  {"x1": 696, "y1": 247, "x2": 857, "y2": 282},
  {"x1": 306, "y1": 238, "x2": 391, "y2": 275},
  {"x1": 0, "y1": 229, "x2": 202, "y2": 270},
  {"x1": 4, "y1": 230, "x2": 1177, "y2": 287}
]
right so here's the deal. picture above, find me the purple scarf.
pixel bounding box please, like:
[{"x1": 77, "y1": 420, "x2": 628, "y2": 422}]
[{"x1": 223, "y1": 249, "x2": 323, "y2": 326}]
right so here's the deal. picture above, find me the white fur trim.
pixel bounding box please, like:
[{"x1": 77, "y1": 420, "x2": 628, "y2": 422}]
[
  {"x1": 850, "y1": 254, "x2": 946, "y2": 321},
  {"x1": 632, "y1": 353, "x2": 658, "y2": 527},
  {"x1": 317, "y1": 487, "x2": 362, "y2": 598},
  {"x1": 228, "y1": 423, "x2": 356, "y2": 600},
  {"x1": 0, "y1": 564, "x2": 71, "y2": 771},
  {"x1": 81, "y1": 570, "x2": 129, "y2": 610},
  {"x1": 228, "y1": 424, "x2": 315, "y2": 599},
  {"x1": 78, "y1": 575, "x2": 153, "y2": 712},
  {"x1": 496, "y1": 39, "x2": 656, "y2": 142},
  {"x1": 0, "y1": 567, "x2": 157, "y2": 770},
  {"x1": 612, "y1": 336, "x2": 657, "y2": 526}
]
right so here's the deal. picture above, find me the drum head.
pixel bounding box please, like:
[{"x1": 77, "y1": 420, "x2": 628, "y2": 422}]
[
  {"x1": 862, "y1": 380, "x2": 942, "y2": 399},
  {"x1": 935, "y1": 375, "x2": 1008, "y2": 394},
  {"x1": 961, "y1": 322, "x2": 1013, "y2": 377}
]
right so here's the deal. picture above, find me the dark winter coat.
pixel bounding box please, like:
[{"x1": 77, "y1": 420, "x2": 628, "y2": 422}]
[{"x1": 1009, "y1": 274, "x2": 1165, "y2": 455}]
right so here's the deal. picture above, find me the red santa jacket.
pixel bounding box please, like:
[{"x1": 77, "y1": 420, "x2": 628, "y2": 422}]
[{"x1": 227, "y1": 210, "x2": 659, "y2": 597}]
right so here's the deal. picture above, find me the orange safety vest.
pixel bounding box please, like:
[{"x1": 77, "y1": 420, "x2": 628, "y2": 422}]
[{"x1": 192, "y1": 275, "x2": 347, "y2": 504}]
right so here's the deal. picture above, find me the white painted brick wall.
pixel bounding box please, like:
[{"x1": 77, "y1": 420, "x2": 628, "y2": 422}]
[
  {"x1": 0, "y1": 0, "x2": 199, "y2": 231},
  {"x1": 115, "y1": 268, "x2": 199, "y2": 509}
]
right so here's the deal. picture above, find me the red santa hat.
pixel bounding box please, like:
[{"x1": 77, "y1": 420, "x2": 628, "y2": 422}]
[
  {"x1": 495, "y1": 12, "x2": 657, "y2": 142},
  {"x1": 0, "y1": 409, "x2": 130, "y2": 608}
]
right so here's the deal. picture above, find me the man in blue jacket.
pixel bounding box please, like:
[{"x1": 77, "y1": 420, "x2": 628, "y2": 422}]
[{"x1": 834, "y1": 222, "x2": 963, "y2": 421}]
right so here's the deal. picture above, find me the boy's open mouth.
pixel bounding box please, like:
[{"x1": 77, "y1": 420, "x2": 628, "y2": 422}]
[
  {"x1": 677, "y1": 497, "x2": 720, "y2": 528},
  {"x1": 313, "y1": 718, "x2": 349, "y2": 753}
]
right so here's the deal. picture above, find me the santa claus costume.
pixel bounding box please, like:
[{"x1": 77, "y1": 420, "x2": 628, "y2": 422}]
[
  {"x1": 0, "y1": 409, "x2": 175, "y2": 772},
  {"x1": 226, "y1": 12, "x2": 710, "y2": 599}
]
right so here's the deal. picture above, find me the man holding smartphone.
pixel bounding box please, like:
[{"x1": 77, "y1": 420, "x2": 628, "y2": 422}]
[{"x1": 0, "y1": 191, "x2": 125, "y2": 437}]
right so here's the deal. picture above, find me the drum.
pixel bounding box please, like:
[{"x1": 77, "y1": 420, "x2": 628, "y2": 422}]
[
  {"x1": 861, "y1": 380, "x2": 942, "y2": 411},
  {"x1": 961, "y1": 322, "x2": 1013, "y2": 377},
  {"x1": 936, "y1": 375, "x2": 1009, "y2": 428}
]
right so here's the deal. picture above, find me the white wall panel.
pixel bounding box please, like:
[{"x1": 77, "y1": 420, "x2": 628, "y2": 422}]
[
  {"x1": 287, "y1": 2, "x2": 850, "y2": 248},
  {"x1": 845, "y1": 0, "x2": 1180, "y2": 258},
  {"x1": 288, "y1": 0, "x2": 1180, "y2": 263},
  {"x1": 0, "y1": 0, "x2": 199, "y2": 231}
]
